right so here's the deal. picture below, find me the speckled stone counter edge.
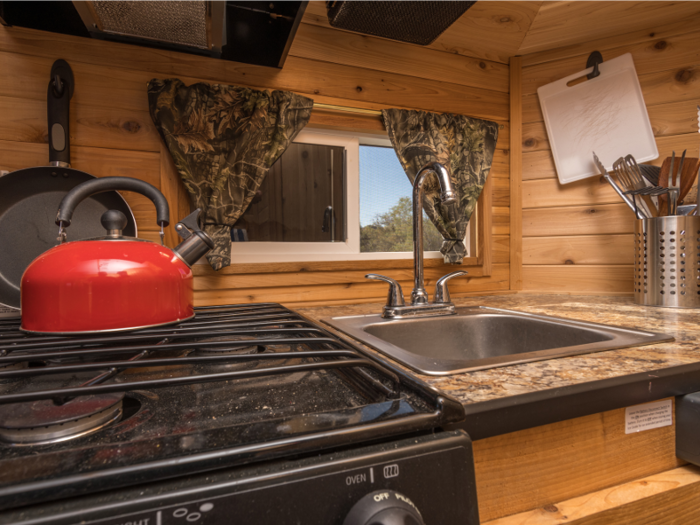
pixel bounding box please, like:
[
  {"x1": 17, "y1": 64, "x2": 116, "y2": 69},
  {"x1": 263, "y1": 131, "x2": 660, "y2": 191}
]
[{"x1": 296, "y1": 294, "x2": 700, "y2": 438}]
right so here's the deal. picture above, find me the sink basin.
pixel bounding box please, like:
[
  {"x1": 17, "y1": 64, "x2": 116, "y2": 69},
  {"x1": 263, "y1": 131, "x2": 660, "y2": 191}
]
[{"x1": 322, "y1": 307, "x2": 673, "y2": 375}]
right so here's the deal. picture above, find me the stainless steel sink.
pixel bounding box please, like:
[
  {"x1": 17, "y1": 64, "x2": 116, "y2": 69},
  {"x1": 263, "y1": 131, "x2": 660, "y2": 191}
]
[{"x1": 322, "y1": 307, "x2": 673, "y2": 375}]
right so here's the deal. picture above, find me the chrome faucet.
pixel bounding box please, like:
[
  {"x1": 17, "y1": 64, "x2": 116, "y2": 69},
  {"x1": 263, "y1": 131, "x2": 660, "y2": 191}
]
[{"x1": 366, "y1": 162, "x2": 468, "y2": 319}]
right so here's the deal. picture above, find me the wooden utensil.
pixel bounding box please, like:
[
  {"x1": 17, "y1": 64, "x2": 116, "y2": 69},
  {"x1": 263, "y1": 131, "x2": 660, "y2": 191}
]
[{"x1": 657, "y1": 155, "x2": 700, "y2": 215}]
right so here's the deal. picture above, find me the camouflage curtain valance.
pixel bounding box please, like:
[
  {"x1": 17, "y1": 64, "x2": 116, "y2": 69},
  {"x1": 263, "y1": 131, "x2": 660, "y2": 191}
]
[
  {"x1": 147, "y1": 79, "x2": 313, "y2": 270},
  {"x1": 382, "y1": 109, "x2": 499, "y2": 264}
]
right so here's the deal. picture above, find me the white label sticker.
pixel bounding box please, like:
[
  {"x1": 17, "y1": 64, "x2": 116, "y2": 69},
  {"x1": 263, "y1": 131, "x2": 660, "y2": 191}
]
[
  {"x1": 0, "y1": 305, "x2": 19, "y2": 318},
  {"x1": 625, "y1": 399, "x2": 673, "y2": 434}
]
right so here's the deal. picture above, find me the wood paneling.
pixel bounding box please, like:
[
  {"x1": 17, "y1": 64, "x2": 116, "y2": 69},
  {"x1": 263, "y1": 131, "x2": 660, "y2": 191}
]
[
  {"x1": 194, "y1": 266, "x2": 493, "y2": 292},
  {"x1": 523, "y1": 176, "x2": 620, "y2": 209},
  {"x1": 192, "y1": 256, "x2": 484, "y2": 277},
  {"x1": 290, "y1": 22, "x2": 510, "y2": 93},
  {"x1": 484, "y1": 466, "x2": 700, "y2": 525},
  {"x1": 524, "y1": 133, "x2": 700, "y2": 182},
  {"x1": 0, "y1": 48, "x2": 510, "y2": 122},
  {"x1": 521, "y1": 29, "x2": 700, "y2": 97},
  {"x1": 493, "y1": 206, "x2": 511, "y2": 236},
  {"x1": 302, "y1": 1, "x2": 542, "y2": 65},
  {"x1": 478, "y1": 176, "x2": 494, "y2": 275},
  {"x1": 194, "y1": 263, "x2": 511, "y2": 307},
  {"x1": 518, "y1": 2, "x2": 700, "y2": 56},
  {"x1": 523, "y1": 204, "x2": 635, "y2": 237},
  {"x1": 520, "y1": 13, "x2": 700, "y2": 294},
  {"x1": 493, "y1": 235, "x2": 510, "y2": 264},
  {"x1": 0, "y1": 9, "x2": 510, "y2": 307},
  {"x1": 523, "y1": 235, "x2": 634, "y2": 265},
  {"x1": 0, "y1": 95, "x2": 160, "y2": 152},
  {"x1": 521, "y1": 9, "x2": 700, "y2": 67},
  {"x1": 474, "y1": 400, "x2": 683, "y2": 522},
  {"x1": 522, "y1": 265, "x2": 633, "y2": 294},
  {"x1": 510, "y1": 57, "x2": 523, "y2": 290}
]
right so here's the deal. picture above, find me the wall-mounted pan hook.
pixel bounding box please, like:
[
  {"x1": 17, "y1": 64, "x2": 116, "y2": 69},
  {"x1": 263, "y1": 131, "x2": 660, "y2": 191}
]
[
  {"x1": 50, "y1": 59, "x2": 74, "y2": 99},
  {"x1": 586, "y1": 51, "x2": 603, "y2": 80}
]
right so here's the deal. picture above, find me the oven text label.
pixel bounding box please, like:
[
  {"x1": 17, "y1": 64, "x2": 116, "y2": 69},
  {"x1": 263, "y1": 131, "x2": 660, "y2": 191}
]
[{"x1": 346, "y1": 472, "x2": 367, "y2": 485}]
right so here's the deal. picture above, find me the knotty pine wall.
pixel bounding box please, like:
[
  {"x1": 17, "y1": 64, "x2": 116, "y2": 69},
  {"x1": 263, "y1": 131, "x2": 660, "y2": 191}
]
[
  {"x1": 519, "y1": 14, "x2": 700, "y2": 294},
  {"x1": 0, "y1": 3, "x2": 516, "y2": 308}
]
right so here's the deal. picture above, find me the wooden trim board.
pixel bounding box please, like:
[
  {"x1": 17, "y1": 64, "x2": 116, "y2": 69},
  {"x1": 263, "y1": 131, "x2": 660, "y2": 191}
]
[
  {"x1": 509, "y1": 56, "x2": 523, "y2": 291},
  {"x1": 484, "y1": 466, "x2": 700, "y2": 524}
]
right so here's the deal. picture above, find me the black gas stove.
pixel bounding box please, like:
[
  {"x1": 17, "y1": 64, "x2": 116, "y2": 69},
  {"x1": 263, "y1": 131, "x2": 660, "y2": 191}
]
[{"x1": 0, "y1": 304, "x2": 479, "y2": 525}]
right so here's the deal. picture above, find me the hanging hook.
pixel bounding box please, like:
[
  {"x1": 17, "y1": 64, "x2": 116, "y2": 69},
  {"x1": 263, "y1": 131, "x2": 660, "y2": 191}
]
[
  {"x1": 49, "y1": 59, "x2": 74, "y2": 99},
  {"x1": 53, "y1": 74, "x2": 64, "y2": 96},
  {"x1": 586, "y1": 51, "x2": 603, "y2": 80}
]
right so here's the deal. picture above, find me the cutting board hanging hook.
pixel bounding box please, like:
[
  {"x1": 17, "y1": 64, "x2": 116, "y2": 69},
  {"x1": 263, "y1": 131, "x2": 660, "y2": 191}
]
[{"x1": 587, "y1": 51, "x2": 603, "y2": 79}]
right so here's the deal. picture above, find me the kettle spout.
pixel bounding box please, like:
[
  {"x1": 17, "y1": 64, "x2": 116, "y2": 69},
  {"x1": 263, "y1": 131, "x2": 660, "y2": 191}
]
[{"x1": 172, "y1": 209, "x2": 214, "y2": 267}]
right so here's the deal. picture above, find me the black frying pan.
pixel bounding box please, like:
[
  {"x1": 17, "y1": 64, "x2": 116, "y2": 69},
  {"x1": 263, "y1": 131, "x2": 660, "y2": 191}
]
[{"x1": 0, "y1": 59, "x2": 135, "y2": 310}]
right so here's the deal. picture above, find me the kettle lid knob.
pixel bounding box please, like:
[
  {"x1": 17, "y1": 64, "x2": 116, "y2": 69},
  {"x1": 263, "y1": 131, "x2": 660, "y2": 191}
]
[{"x1": 101, "y1": 209, "x2": 128, "y2": 235}]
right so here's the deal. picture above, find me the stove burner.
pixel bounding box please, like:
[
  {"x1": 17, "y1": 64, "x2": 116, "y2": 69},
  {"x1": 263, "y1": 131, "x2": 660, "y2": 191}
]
[
  {"x1": 0, "y1": 393, "x2": 124, "y2": 445},
  {"x1": 192, "y1": 334, "x2": 266, "y2": 356}
]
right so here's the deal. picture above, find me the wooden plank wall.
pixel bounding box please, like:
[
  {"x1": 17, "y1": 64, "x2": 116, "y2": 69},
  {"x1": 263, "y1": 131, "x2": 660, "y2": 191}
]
[
  {"x1": 0, "y1": 2, "x2": 520, "y2": 308},
  {"x1": 474, "y1": 400, "x2": 683, "y2": 522},
  {"x1": 519, "y1": 12, "x2": 700, "y2": 294}
]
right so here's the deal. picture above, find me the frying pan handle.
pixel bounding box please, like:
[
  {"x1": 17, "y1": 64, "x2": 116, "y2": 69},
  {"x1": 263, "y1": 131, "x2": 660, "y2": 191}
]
[
  {"x1": 56, "y1": 177, "x2": 170, "y2": 227},
  {"x1": 48, "y1": 59, "x2": 74, "y2": 167}
]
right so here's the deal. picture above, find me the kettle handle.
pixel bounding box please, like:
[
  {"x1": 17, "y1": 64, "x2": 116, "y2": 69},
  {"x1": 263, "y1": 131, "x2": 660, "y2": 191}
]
[{"x1": 56, "y1": 177, "x2": 170, "y2": 227}]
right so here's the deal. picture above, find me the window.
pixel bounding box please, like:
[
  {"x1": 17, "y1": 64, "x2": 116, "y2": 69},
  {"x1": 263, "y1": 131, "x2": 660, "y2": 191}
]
[
  {"x1": 359, "y1": 143, "x2": 443, "y2": 253},
  {"x1": 229, "y1": 129, "x2": 472, "y2": 264}
]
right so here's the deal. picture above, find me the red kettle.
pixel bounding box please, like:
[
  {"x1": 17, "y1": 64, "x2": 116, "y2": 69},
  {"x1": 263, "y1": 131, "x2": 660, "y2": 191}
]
[{"x1": 20, "y1": 177, "x2": 214, "y2": 334}]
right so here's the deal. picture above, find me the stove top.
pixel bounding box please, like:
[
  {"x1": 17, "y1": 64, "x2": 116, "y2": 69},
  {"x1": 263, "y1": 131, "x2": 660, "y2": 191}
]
[{"x1": 0, "y1": 303, "x2": 465, "y2": 512}]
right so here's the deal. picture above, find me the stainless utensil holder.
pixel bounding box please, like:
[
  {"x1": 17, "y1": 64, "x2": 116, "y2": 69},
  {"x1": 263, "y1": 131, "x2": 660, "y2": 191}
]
[{"x1": 634, "y1": 216, "x2": 700, "y2": 308}]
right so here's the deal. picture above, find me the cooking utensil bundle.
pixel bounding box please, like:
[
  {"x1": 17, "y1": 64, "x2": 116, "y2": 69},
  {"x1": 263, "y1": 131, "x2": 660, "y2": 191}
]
[
  {"x1": 593, "y1": 151, "x2": 699, "y2": 218},
  {"x1": 595, "y1": 106, "x2": 700, "y2": 309}
]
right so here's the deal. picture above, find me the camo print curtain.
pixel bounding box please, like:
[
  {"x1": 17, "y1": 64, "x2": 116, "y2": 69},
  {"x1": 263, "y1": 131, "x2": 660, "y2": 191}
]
[
  {"x1": 382, "y1": 109, "x2": 499, "y2": 264},
  {"x1": 148, "y1": 79, "x2": 313, "y2": 270}
]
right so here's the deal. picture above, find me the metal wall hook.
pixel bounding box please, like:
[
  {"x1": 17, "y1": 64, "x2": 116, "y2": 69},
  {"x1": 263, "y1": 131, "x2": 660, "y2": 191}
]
[
  {"x1": 49, "y1": 59, "x2": 74, "y2": 99},
  {"x1": 52, "y1": 74, "x2": 64, "y2": 96},
  {"x1": 586, "y1": 51, "x2": 603, "y2": 80}
]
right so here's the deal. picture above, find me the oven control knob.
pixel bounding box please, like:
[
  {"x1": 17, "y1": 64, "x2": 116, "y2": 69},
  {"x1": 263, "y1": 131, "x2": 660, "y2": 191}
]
[{"x1": 344, "y1": 489, "x2": 425, "y2": 525}]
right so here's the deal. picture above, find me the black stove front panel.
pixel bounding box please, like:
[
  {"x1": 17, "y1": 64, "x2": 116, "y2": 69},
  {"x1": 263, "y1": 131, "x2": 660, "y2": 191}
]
[
  {"x1": 0, "y1": 304, "x2": 466, "y2": 511},
  {"x1": 3, "y1": 431, "x2": 479, "y2": 525}
]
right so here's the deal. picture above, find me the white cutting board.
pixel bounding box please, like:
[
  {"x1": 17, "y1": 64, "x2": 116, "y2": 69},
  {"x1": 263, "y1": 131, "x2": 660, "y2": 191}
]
[{"x1": 537, "y1": 53, "x2": 657, "y2": 184}]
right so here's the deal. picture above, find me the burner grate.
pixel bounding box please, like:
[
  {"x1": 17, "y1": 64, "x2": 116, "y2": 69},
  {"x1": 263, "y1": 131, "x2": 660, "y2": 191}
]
[
  {"x1": 0, "y1": 304, "x2": 399, "y2": 405},
  {"x1": 0, "y1": 304, "x2": 467, "y2": 511}
]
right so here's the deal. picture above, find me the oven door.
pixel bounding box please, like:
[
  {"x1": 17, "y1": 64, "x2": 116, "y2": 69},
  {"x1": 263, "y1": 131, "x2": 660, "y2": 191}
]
[{"x1": 1, "y1": 430, "x2": 479, "y2": 525}]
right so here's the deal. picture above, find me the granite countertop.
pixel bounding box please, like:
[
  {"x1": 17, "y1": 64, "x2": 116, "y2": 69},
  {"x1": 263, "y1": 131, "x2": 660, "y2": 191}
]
[{"x1": 297, "y1": 294, "x2": 700, "y2": 436}]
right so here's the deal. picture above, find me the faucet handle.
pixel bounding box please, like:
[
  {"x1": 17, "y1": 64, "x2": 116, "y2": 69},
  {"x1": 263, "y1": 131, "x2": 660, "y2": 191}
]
[
  {"x1": 366, "y1": 274, "x2": 406, "y2": 307},
  {"x1": 434, "y1": 271, "x2": 468, "y2": 304}
]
